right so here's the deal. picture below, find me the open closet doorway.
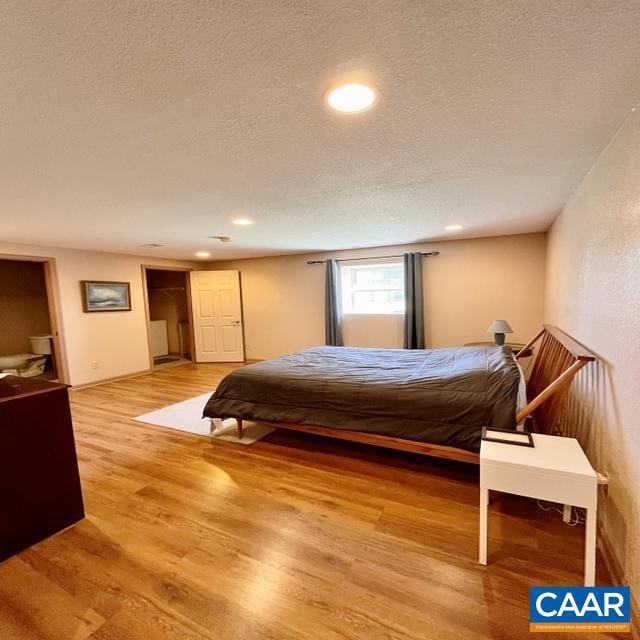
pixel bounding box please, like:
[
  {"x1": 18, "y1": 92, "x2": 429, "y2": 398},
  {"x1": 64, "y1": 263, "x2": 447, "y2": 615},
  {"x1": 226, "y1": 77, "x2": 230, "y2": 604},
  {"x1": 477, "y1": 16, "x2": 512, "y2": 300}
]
[
  {"x1": 0, "y1": 256, "x2": 66, "y2": 382},
  {"x1": 142, "y1": 267, "x2": 194, "y2": 369}
]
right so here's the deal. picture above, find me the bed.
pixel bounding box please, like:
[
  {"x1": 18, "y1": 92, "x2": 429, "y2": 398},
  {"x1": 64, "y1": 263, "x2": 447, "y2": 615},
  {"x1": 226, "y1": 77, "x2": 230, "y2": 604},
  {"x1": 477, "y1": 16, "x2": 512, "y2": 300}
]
[{"x1": 203, "y1": 325, "x2": 595, "y2": 464}]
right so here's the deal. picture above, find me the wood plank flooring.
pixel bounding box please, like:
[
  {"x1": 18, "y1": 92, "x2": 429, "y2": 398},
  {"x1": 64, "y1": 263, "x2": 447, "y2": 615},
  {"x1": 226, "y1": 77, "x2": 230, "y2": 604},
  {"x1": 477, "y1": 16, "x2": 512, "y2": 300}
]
[{"x1": 0, "y1": 363, "x2": 621, "y2": 640}]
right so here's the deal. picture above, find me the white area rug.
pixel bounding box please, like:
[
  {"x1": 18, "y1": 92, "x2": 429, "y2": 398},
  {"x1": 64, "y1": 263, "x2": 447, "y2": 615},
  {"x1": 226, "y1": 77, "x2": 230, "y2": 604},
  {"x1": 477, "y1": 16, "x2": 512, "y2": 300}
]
[{"x1": 134, "y1": 393, "x2": 274, "y2": 445}]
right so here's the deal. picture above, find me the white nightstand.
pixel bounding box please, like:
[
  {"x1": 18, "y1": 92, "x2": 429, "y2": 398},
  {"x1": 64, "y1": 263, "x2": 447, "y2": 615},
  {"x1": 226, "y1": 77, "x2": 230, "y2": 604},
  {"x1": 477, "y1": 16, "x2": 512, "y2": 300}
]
[{"x1": 479, "y1": 432, "x2": 598, "y2": 585}]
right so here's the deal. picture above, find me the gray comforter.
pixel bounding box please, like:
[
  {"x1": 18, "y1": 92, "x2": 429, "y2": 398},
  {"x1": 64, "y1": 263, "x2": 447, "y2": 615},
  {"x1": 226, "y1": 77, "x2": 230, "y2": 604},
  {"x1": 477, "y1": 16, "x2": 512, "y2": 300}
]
[{"x1": 203, "y1": 345, "x2": 521, "y2": 453}]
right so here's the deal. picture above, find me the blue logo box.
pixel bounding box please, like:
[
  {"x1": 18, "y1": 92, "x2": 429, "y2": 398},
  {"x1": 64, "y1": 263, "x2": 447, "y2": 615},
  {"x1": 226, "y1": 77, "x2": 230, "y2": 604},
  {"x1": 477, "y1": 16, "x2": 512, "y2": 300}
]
[{"x1": 530, "y1": 587, "x2": 630, "y2": 633}]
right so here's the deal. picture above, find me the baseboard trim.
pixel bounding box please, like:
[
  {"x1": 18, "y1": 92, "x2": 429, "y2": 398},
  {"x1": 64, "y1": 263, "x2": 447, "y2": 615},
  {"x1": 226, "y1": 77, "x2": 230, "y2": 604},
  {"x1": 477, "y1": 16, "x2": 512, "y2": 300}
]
[
  {"x1": 69, "y1": 369, "x2": 152, "y2": 390},
  {"x1": 598, "y1": 524, "x2": 638, "y2": 639},
  {"x1": 70, "y1": 359, "x2": 246, "y2": 391}
]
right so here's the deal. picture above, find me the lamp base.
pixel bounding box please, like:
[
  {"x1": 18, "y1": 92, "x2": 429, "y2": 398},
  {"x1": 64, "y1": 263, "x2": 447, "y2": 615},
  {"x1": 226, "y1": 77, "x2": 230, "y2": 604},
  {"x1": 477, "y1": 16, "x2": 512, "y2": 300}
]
[{"x1": 494, "y1": 333, "x2": 505, "y2": 346}]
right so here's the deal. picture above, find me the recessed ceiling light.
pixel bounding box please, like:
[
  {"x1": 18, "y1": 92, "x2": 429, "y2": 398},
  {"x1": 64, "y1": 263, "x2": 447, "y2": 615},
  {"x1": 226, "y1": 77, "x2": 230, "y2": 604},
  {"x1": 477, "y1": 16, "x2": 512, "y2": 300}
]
[
  {"x1": 232, "y1": 218, "x2": 253, "y2": 226},
  {"x1": 326, "y1": 83, "x2": 376, "y2": 113},
  {"x1": 445, "y1": 225, "x2": 463, "y2": 232},
  {"x1": 195, "y1": 251, "x2": 211, "y2": 258}
]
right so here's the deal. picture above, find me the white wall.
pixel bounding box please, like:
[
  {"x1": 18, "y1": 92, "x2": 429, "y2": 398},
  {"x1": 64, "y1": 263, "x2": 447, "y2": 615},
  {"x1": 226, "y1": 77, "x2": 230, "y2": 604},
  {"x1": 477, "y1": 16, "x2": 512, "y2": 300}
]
[
  {"x1": 0, "y1": 242, "x2": 196, "y2": 386},
  {"x1": 213, "y1": 233, "x2": 547, "y2": 360},
  {"x1": 545, "y1": 108, "x2": 640, "y2": 602}
]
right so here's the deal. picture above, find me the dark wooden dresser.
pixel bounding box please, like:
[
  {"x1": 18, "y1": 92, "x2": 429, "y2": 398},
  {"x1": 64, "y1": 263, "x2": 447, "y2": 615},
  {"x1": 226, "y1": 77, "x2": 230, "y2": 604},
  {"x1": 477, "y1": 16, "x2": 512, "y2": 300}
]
[{"x1": 0, "y1": 375, "x2": 84, "y2": 562}]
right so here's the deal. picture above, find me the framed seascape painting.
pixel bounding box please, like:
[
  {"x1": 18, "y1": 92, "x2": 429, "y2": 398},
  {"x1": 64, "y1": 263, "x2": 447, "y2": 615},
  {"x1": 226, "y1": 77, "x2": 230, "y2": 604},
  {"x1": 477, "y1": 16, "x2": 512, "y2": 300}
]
[{"x1": 81, "y1": 281, "x2": 131, "y2": 312}]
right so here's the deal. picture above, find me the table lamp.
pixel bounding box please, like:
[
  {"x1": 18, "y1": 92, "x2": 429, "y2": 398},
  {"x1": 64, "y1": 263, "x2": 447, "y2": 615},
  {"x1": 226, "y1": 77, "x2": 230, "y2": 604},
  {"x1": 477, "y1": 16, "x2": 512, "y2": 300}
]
[{"x1": 486, "y1": 320, "x2": 513, "y2": 346}]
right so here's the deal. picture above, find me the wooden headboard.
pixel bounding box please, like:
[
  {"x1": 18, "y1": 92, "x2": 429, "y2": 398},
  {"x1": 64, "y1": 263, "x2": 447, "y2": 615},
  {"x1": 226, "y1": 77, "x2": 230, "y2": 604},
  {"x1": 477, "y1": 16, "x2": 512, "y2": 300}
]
[{"x1": 515, "y1": 325, "x2": 596, "y2": 434}]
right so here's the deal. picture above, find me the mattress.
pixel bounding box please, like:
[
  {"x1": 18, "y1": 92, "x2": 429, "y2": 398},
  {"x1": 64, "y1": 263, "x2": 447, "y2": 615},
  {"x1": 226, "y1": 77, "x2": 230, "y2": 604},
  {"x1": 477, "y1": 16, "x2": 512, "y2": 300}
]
[{"x1": 203, "y1": 345, "x2": 522, "y2": 453}]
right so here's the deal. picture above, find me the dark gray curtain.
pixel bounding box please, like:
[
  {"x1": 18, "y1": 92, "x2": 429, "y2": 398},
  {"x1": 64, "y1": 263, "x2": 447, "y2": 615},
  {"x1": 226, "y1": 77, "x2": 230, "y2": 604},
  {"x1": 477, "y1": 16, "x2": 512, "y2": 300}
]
[
  {"x1": 325, "y1": 259, "x2": 343, "y2": 346},
  {"x1": 403, "y1": 252, "x2": 425, "y2": 349}
]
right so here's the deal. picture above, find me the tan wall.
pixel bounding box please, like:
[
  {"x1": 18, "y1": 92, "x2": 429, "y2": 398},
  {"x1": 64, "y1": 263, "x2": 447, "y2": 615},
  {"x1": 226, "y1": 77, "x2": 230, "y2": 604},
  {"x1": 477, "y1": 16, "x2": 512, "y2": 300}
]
[
  {"x1": 212, "y1": 233, "x2": 547, "y2": 360},
  {"x1": 0, "y1": 242, "x2": 196, "y2": 386},
  {"x1": 0, "y1": 259, "x2": 51, "y2": 355},
  {"x1": 545, "y1": 109, "x2": 640, "y2": 601},
  {"x1": 0, "y1": 234, "x2": 546, "y2": 384}
]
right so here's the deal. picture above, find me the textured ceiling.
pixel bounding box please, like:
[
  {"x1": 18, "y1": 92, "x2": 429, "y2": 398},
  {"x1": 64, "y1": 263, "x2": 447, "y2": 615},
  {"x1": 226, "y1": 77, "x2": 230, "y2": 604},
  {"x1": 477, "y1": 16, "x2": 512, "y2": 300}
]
[{"x1": 2, "y1": 1, "x2": 640, "y2": 260}]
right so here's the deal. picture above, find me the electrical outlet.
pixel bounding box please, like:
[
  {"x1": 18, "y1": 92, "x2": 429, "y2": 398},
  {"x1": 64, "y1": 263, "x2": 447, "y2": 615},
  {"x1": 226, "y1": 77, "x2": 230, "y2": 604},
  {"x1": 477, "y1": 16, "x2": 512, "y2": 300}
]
[{"x1": 91, "y1": 361, "x2": 100, "y2": 370}]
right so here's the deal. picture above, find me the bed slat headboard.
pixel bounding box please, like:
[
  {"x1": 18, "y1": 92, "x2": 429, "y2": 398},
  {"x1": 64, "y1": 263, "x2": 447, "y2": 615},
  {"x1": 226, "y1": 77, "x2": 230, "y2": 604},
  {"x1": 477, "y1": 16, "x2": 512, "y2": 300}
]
[{"x1": 515, "y1": 325, "x2": 595, "y2": 434}]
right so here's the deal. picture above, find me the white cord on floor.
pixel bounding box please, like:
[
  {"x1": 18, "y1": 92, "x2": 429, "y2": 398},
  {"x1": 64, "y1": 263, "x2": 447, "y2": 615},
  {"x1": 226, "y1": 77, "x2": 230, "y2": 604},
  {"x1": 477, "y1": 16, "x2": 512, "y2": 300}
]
[{"x1": 536, "y1": 500, "x2": 586, "y2": 527}]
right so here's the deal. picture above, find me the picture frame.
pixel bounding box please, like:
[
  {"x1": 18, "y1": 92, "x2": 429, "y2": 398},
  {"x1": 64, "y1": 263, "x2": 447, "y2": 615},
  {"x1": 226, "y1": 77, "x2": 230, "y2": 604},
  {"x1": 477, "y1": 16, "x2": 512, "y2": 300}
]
[
  {"x1": 481, "y1": 426, "x2": 534, "y2": 447},
  {"x1": 81, "y1": 280, "x2": 131, "y2": 312}
]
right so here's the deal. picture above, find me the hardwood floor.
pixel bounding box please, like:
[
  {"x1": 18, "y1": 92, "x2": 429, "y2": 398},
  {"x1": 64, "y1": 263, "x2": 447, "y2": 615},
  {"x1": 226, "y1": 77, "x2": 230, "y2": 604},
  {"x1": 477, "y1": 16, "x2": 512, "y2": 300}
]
[{"x1": 0, "y1": 363, "x2": 621, "y2": 640}]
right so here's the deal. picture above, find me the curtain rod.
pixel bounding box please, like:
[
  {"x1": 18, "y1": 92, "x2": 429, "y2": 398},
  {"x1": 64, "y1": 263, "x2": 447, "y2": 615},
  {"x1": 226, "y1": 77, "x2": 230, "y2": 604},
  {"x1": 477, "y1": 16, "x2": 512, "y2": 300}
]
[{"x1": 306, "y1": 251, "x2": 439, "y2": 265}]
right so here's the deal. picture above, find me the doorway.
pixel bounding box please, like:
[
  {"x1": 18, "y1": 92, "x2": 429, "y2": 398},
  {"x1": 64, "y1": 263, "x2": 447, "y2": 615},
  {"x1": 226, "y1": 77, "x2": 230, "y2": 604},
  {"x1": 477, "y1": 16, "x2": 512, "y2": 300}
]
[
  {"x1": 0, "y1": 258, "x2": 62, "y2": 381},
  {"x1": 143, "y1": 267, "x2": 193, "y2": 369}
]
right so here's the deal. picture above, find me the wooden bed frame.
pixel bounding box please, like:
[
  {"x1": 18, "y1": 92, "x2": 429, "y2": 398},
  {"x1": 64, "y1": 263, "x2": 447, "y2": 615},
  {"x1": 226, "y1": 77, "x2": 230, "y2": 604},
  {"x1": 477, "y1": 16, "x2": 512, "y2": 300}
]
[{"x1": 231, "y1": 326, "x2": 595, "y2": 464}]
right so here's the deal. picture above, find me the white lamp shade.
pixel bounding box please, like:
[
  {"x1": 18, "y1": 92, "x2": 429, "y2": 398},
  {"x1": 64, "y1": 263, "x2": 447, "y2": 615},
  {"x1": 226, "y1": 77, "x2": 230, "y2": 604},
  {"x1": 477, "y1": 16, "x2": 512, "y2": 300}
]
[{"x1": 486, "y1": 320, "x2": 513, "y2": 334}]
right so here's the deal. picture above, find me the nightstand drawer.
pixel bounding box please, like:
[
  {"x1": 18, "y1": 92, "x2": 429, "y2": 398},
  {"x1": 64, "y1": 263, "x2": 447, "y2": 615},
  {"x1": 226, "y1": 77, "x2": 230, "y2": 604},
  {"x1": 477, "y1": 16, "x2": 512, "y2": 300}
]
[{"x1": 481, "y1": 460, "x2": 596, "y2": 507}]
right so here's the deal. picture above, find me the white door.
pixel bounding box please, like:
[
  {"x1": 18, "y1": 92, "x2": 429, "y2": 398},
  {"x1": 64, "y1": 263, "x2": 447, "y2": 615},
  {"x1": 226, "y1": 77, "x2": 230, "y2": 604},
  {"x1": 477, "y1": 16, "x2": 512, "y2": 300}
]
[{"x1": 189, "y1": 270, "x2": 244, "y2": 362}]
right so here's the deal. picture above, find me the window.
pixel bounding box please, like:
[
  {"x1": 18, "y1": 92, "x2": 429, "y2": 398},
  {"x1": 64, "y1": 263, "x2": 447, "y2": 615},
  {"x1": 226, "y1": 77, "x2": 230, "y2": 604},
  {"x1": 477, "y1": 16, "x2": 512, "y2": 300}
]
[{"x1": 340, "y1": 261, "x2": 405, "y2": 314}]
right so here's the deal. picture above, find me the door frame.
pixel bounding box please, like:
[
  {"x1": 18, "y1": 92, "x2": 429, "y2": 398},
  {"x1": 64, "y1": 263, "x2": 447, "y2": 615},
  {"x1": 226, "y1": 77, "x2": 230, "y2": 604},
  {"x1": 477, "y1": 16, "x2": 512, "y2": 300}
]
[
  {"x1": 141, "y1": 265, "x2": 196, "y2": 370},
  {"x1": 0, "y1": 253, "x2": 70, "y2": 385}
]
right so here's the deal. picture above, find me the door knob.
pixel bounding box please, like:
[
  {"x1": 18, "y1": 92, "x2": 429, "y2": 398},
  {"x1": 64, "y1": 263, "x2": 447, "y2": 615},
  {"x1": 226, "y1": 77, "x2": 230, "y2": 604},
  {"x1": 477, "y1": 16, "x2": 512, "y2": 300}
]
[{"x1": 231, "y1": 320, "x2": 241, "y2": 325}]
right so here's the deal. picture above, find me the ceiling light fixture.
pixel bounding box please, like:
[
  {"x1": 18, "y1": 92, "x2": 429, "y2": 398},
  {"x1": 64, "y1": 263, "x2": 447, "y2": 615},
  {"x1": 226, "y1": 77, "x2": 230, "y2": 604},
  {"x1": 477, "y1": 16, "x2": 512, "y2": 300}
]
[
  {"x1": 195, "y1": 251, "x2": 211, "y2": 258},
  {"x1": 445, "y1": 225, "x2": 463, "y2": 232},
  {"x1": 232, "y1": 218, "x2": 253, "y2": 226},
  {"x1": 138, "y1": 243, "x2": 164, "y2": 248},
  {"x1": 326, "y1": 83, "x2": 376, "y2": 113}
]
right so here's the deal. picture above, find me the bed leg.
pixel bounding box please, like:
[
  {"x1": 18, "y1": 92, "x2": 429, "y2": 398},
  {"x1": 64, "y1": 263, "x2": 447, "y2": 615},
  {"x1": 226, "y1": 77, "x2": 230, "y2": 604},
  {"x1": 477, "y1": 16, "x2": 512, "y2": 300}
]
[{"x1": 237, "y1": 418, "x2": 244, "y2": 439}]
